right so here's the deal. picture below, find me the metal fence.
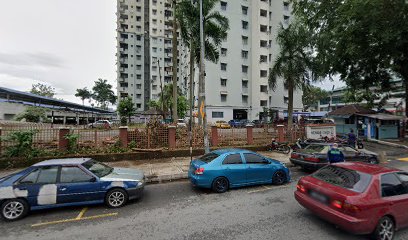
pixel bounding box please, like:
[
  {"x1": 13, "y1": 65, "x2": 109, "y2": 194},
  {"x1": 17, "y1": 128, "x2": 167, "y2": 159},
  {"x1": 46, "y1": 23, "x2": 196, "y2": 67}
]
[
  {"x1": 176, "y1": 126, "x2": 210, "y2": 148},
  {"x1": 1, "y1": 128, "x2": 59, "y2": 152},
  {"x1": 128, "y1": 126, "x2": 168, "y2": 149},
  {"x1": 217, "y1": 128, "x2": 247, "y2": 146},
  {"x1": 72, "y1": 129, "x2": 120, "y2": 148},
  {"x1": 253, "y1": 125, "x2": 278, "y2": 145}
]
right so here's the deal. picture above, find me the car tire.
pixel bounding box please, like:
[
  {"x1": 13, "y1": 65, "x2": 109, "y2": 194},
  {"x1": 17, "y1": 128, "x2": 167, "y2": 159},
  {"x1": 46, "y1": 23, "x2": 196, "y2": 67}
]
[
  {"x1": 281, "y1": 145, "x2": 291, "y2": 154},
  {"x1": 272, "y1": 171, "x2": 287, "y2": 185},
  {"x1": 368, "y1": 157, "x2": 379, "y2": 165},
  {"x1": 1, "y1": 199, "x2": 29, "y2": 221},
  {"x1": 371, "y1": 216, "x2": 395, "y2": 240},
  {"x1": 212, "y1": 177, "x2": 229, "y2": 193},
  {"x1": 105, "y1": 188, "x2": 128, "y2": 208}
]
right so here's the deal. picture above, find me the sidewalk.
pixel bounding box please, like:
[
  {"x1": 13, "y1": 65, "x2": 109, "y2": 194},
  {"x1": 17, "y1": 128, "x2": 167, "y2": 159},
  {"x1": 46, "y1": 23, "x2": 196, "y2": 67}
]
[{"x1": 0, "y1": 151, "x2": 291, "y2": 183}]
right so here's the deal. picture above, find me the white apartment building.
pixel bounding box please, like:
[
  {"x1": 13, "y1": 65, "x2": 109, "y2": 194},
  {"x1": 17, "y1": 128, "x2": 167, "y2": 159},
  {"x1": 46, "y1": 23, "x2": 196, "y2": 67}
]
[
  {"x1": 116, "y1": 0, "x2": 189, "y2": 112},
  {"x1": 116, "y1": 0, "x2": 303, "y2": 121}
]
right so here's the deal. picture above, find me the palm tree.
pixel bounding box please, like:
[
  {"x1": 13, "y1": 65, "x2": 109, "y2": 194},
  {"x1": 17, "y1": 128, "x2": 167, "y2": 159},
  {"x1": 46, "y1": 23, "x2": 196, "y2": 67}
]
[
  {"x1": 269, "y1": 22, "x2": 314, "y2": 138},
  {"x1": 75, "y1": 88, "x2": 92, "y2": 106},
  {"x1": 176, "y1": 0, "x2": 229, "y2": 124}
]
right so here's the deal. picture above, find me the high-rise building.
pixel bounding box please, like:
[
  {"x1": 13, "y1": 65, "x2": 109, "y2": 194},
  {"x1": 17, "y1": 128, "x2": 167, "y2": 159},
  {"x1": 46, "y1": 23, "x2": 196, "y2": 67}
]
[{"x1": 116, "y1": 0, "x2": 303, "y2": 121}]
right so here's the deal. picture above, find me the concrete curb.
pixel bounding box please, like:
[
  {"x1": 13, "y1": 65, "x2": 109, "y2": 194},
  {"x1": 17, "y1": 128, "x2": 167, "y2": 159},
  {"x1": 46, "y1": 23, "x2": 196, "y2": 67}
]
[
  {"x1": 146, "y1": 172, "x2": 188, "y2": 184},
  {"x1": 367, "y1": 139, "x2": 408, "y2": 149}
]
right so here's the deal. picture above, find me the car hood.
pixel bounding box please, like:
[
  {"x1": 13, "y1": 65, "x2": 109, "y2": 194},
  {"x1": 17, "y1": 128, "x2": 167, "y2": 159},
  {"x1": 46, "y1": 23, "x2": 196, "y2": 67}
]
[{"x1": 100, "y1": 168, "x2": 144, "y2": 182}]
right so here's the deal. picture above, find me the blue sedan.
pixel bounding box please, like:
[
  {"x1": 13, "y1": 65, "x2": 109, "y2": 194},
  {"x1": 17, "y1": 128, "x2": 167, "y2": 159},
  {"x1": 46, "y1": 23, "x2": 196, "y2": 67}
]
[
  {"x1": 188, "y1": 149, "x2": 290, "y2": 193},
  {"x1": 0, "y1": 158, "x2": 145, "y2": 221}
]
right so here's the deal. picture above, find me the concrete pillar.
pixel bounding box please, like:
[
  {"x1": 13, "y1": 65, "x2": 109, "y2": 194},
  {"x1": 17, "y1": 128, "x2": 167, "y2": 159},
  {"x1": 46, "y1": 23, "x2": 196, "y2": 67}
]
[
  {"x1": 119, "y1": 126, "x2": 129, "y2": 148},
  {"x1": 247, "y1": 125, "x2": 254, "y2": 145},
  {"x1": 211, "y1": 126, "x2": 218, "y2": 146},
  {"x1": 168, "y1": 126, "x2": 176, "y2": 149},
  {"x1": 63, "y1": 116, "x2": 67, "y2": 125},
  {"x1": 367, "y1": 122, "x2": 371, "y2": 140},
  {"x1": 58, "y1": 127, "x2": 70, "y2": 151},
  {"x1": 277, "y1": 125, "x2": 285, "y2": 143}
]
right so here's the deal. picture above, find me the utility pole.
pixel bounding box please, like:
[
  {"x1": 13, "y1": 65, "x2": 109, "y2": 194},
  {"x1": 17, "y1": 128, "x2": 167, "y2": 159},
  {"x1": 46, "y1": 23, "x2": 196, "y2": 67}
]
[
  {"x1": 157, "y1": 59, "x2": 165, "y2": 118},
  {"x1": 189, "y1": 41, "x2": 194, "y2": 161},
  {"x1": 172, "y1": 0, "x2": 178, "y2": 123},
  {"x1": 199, "y1": 0, "x2": 209, "y2": 153}
]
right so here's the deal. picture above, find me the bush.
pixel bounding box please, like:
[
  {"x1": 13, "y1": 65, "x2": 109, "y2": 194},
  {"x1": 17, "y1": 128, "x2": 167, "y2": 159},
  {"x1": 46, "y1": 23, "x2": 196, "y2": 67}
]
[
  {"x1": 1, "y1": 130, "x2": 40, "y2": 159},
  {"x1": 64, "y1": 132, "x2": 80, "y2": 153}
]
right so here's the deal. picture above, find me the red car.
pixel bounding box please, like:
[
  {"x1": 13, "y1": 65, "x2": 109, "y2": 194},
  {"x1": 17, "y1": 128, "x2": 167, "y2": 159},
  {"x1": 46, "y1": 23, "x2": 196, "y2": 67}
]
[{"x1": 295, "y1": 162, "x2": 408, "y2": 240}]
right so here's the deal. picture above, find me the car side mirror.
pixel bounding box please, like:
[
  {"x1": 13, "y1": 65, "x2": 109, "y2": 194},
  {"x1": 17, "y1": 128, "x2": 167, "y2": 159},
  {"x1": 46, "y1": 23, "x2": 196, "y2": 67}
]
[
  {"x1": 263, "y1": 159, "x2": 270, "y2": 164},
  {"x1": 90, "y1": 177, "x2": 97, "y2": 182}
]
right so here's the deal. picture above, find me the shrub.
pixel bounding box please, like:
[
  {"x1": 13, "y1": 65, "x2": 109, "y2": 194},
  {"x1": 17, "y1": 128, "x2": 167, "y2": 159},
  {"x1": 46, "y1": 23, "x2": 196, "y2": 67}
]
[{"x1": 1, "y1": 130, "x2": 40, "y2": 159}]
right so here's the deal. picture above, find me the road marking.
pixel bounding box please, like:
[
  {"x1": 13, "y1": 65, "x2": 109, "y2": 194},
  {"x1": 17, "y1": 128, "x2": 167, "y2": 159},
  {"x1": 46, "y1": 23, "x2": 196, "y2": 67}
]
[
  {"x1": 247, "y1": 185, "x2": 272, "y2": 194},
  {"x1": 31, "y1": 212, "x2": 118, "y2": 228},
  {"x1": 75, "y1": 207, "x2": 88, "y2": 220},
  {"x1": 398, "y1": 157, "x2": 408, "y2": 162}
]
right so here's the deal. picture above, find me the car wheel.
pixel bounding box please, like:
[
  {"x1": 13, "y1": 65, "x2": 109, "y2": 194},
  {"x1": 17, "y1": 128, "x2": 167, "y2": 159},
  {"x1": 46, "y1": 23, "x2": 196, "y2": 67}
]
[
  {"x1": 368, "y1": 157, "x2": 379, "y2": 164},
  {"x1": 105, "y1": 188, "x2": 128, "y2": 208},
  {"x1": 212, "y1": 177, "x2": 229, "y2": 193},
  {"x1": 272, "y1": 171, "x2": 286, "y2": 185},
  {"x1": 1, "y1": 199, "x2": 29, "y2": 221},
  {"x1": 371, "y1": 216, "x2": 395, "y2": 240},
  {"x1": 281, "y1": 145, "x2": 291, "y2": 154}
]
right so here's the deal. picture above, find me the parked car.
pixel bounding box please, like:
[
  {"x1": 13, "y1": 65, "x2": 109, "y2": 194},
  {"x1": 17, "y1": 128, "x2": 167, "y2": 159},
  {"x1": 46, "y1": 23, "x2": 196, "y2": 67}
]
[
  {"x1": 295, "y1": 162, "x2": 408, "y2": 239},
  {"x1": 188, "y1": 149, "x2": 290, "y2": 193},
  {"x1": 252, "y1": 120, "x2": 265, "y2": 128},
  {"x1": 239, "y1": 119, "x2": 253, "y2": 127},
  {"x1": 88, "y1": 120, "x2": 112, "y2": 129},
  {"x1": 177, "y1": 119, "x2": 187, "y2": 128},
  {"x1": 290, "y1": 143, "x2": 378, "y2": 171},
  {"x1": 215, "y1": 120, "x2": 231, "y2": 129},
  {"x1": 228, "y1": 119, "x2": 241, "y2": 128},
  {"x1": 0, "y1": 158, "x2": 145, "y2": 221}
]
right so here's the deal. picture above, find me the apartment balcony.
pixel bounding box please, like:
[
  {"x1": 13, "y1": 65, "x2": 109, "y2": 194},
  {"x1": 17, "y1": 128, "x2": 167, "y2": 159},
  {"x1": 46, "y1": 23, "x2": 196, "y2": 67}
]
[{"x1": 119, "y1": 58, "x2": 128, "y2": 64}]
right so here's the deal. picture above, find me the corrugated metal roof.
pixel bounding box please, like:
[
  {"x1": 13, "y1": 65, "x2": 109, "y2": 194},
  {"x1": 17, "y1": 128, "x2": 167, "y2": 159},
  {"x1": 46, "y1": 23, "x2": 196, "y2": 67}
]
[{"x1": 356, "y1": 113, "x2": 406, "y2": 120}]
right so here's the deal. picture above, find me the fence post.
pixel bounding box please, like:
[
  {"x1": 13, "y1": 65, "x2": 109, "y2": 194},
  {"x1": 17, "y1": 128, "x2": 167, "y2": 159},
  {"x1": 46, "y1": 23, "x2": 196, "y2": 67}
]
[
  {"x1": 277, "y1": 125, "x2": 285, "y2": 143},
  {"x1": 119, "y1": 126, "x2": 129, "y2": 148},
  {"x1": 246, "y1": 125, "x2": 254, "y2": 145},
  {"x1": 168, "y1": 126, "x2": 176, "y2": 149},
  {"x1": 58, "y1": 127, "x2": 70, "y2": 151},
  {"x1": 211, "y1": 126, "x2": 218, "y2": 146}
]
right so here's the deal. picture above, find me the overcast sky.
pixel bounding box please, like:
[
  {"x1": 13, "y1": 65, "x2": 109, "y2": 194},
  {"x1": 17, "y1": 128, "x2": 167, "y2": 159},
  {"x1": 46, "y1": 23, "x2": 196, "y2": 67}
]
[
  {"x1": 0, "y1": 0, "x2": 117, "y2": 104},
  {"x1": 0, "y1": 0, "x2": 344, "y2": 105}
]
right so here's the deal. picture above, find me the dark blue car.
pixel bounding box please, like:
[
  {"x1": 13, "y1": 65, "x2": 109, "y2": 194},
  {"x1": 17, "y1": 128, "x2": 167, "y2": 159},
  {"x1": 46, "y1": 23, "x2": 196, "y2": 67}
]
[
  {"x1": 0, "y1": 158, "x2": 145, "y2": 221},
  {"x1": 228, "y1": 119, "x2": 241, "y2": 128},
  {"x1": 188, "y1": 149, "x2": 290, "y2": 193}
]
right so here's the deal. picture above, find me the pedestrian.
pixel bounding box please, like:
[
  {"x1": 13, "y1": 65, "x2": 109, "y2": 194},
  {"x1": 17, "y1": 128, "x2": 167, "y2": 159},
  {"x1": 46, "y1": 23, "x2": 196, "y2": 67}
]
[
  {"x1": 327, "y1": 143, "x2": 345, "y2": 164},
  {"x1": 347, "y1": 129, "x2": 356, "y2": 148}
]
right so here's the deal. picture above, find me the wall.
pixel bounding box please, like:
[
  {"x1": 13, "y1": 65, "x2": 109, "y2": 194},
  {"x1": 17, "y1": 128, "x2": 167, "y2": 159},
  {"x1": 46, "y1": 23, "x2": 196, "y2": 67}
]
[{"x1": 379, "y1": 126, "x2": 398, "y2": 139}]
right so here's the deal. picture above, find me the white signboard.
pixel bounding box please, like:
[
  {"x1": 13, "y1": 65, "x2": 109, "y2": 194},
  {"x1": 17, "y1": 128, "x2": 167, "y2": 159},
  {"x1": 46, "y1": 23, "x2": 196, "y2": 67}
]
[{"x1": 306, "y1": 125, "x2": 336, "y2": 140}]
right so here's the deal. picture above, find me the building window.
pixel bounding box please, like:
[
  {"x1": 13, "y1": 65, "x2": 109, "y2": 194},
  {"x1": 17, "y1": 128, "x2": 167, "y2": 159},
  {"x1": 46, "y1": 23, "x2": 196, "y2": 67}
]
[
  {"x1": 242, "y1": 80, "x2": 248, "y2": 88},
  {"x1": 221, "y1": 94, "x2": 227, "y2": 102},
  {"x1": 260, "y1": 25, "x2": 267, "y2": 33},
  {"x1": 136, "y1": 94, "x2": 142, "y2": 99},
  {"x1": 284, "y1": 2, "x2": 290, "y2": 11},
  {"x1": 136, "y1": 104, "x2": 141, "y2": 109},
  {"x1": 137, "y1": 74, "x2": 142, "y2": 79},
  {"x1": 242, "y1": 21, "x2": 248, "y2": 30},
  {"x1": 221, "y1": 63, "x2": 227, "y2": 71},
  {"x1": 242, "y1": 95, "x2": 248, "y2": 104},
  {"x1": 260, "y1": 55, "x2": 267, "y2": 63},
  {"x1": 260, "y1": 40, "x2": 268, "y2": 48},
  {"x1": 260, "y1": 9, "x2": 267, "y2": 17},
  {"x1": 241, "y1": 50, "x2": 248, "y2": 59},
  {"x1": 221, "y1": 48, "x2": 227, "y2": 57},
  {"x1": 220, "y1": 1, "x2": 227, "y2": 11},
  {"x1": 136, "y1": 84, "x2": 142, "y2": 89},
  {"x1": 212, "y1": 111, "x2": 224, "y2": 118},
  {"x1": 260, "y1": 70, "x2": 268, "y2": 77},
  {"x1": 284, "y1": 96, "x2": 289, "y2": 104},
  {"x1": 260, "y1": 85, "x2": 268, "y2": 93},
  {"x1": 242, "y1": 36, "x2": 248, "y2": 45},
  {"x1": 242, "y1": 65, "x2": 248, "y2": 73},
  {"x1": 242, "y1": 6, "x2": 248, "y2": 15},
  {"x1": 220, "y1": 78, "x2": 227, "y2": 86},
  {"x1": 260, "y1": 100, "x2": 268, "y2": 107}
]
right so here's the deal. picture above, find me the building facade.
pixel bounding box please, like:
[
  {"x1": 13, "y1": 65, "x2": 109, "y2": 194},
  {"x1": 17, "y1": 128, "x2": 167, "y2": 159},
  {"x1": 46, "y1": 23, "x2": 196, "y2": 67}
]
[{"x1": 116, "y1": 0, "x2": 303, "y2": 122}]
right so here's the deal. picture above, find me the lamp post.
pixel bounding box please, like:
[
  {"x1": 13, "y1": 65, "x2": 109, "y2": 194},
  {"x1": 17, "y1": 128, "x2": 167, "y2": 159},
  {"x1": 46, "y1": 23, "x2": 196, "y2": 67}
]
[{"x1": 199, "y1": 0, "x2": 209, "y2": 153}]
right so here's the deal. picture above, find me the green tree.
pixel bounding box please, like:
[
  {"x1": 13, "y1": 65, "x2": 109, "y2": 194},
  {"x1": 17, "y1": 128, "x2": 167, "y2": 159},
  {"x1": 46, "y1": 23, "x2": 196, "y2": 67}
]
[
  {"x1": 15, "y1": 106, "x2": 47, "y2": 123},
  {"x1": 302, "y1": 85, "x2": 328, "y2": 111},
  {"x1": 292, "y1": 0, "x2": 408, "y2": 115},
  {"x1": 30, "y1": 83, "x2": 55, "y2": 98},
  {"x1": 117, "y1": 97, "x2": 136, "y2": 124},
  {"x1": 269, "y1": 22, "x2": 314, "y2": 135},
  {"x1": 92, "y1": 79, "x2": 116, "y2": 109},
  {"x1": 176, "y1": 0, "x2": 229, "y2": 124},
  {"x1": 75, "y1": 87, "x2": 92, "y2": 105},
  {"x1": 148, "y1": 84, "x2": 188, "y2": 119}
]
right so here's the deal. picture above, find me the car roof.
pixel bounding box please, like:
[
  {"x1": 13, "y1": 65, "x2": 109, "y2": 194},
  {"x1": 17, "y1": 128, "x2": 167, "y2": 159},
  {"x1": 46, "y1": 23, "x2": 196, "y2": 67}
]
[
  {"x1": 33, "y1": 158, "x2": 92, "y2": 166},
  {"x1": 212, "y1": 148, "x2": 254, "y2": 155},
  {"x1": 333, "y1": 162, "x2": 400, "y2": 175}
]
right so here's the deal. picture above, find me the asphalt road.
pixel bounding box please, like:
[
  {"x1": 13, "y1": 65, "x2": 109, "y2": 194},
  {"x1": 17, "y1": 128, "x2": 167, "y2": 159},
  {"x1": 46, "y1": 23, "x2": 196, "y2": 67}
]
[{"x1": 1, "y1": 165, "x2": 408, "y2": 240}]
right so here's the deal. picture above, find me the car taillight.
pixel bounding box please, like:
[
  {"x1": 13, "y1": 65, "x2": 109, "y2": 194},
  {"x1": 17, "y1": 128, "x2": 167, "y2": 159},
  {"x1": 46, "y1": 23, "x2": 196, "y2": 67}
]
[
  {"x1": 304, "y1": 157, "x2": 320, "y2": 163},
  {"x1": 296, "y1": 184, "x2": 307, "y2": 193},
  {"x1": 330, "y1": 200, "x2": 360, "y2": 213},
  {"x1": 194, "y1": 167, "x2": 204, "y2": 175},
  {"x1": 331, "y1": 200, "x2": 343, "y2": 209},
  {"x1": 291, "y1": 153, "x2": 299, "y2": 159}
]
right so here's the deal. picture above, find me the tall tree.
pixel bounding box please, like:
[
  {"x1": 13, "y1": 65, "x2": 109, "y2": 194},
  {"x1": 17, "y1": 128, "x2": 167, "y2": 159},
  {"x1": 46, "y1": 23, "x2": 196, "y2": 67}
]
[
  {"x1": 302, "y1": 85, "x2": 328, "y2": 111},
  {"x1": 176, "y1": 0, "x2": 229, "y2": 124},
  {"x1": 148, "y1": 84, "x2": 188, "y2": 119},
  {"x1": 92, "y1": 79, "x2": 116, "y2": 109},
  {"x1": 30, "y1": 83, "x2": 55, "y2": 98},
  {"x1": 117, "y1": 97, "x2": 136, "y2": 124},
  {"x1": 75, "y1": 87, "x2": 92, "y2": 105},
  {"x1": 172, "y1": 0, "x2": 179, "y2": 122},
  {"x1": 269, "y1": 22, "x2": 314, "y2": 136},
  {"x1": 292, "y1": 0, "x2": 408, "y2": 116}
]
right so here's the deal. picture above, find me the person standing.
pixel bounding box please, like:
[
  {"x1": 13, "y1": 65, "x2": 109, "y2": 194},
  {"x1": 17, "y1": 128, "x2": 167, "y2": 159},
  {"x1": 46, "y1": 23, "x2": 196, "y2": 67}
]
[
  {"x1": 327, "y1": 143, "x2": 345, "y2": 164},
  {"x1": 347, "y1": 129, "x2": 357, "y2": 148}
]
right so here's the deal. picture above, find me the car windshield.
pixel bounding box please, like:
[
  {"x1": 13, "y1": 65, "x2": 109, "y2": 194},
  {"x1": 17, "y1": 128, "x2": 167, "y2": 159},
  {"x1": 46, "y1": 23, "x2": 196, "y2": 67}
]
[
  {"x1": 82, "y1": 160, "x2": 113, "y2": 178},
  {"x1": 198, "y1": 153, "x2": 220, "y2": 163},
  {"x1": 302, "y1": 145, "x2": 329, "y2": 154},
  {"x1": 312, "y1": 165, "x2": 372, "y2": 193}
]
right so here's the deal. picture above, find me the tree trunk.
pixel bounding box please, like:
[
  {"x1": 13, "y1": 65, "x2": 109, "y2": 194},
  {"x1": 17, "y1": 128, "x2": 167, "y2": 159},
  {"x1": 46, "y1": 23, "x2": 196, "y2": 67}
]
[
  {"x1": 287, "y1": 78, "x2": 294, "y2": 142},
  {"x1": 198, "y1": 62, "x2": 203, "y2": 125},
  {"x1": 189, "y1": 43, "x2": 195, "y2": 128},
  {"x1": 172, "y1": 0, "x2": 178, "y2": 123}
]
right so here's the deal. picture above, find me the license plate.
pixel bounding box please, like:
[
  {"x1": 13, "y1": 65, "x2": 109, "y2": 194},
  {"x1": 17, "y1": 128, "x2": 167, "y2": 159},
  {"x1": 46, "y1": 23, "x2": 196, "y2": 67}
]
[{"x1": 309, "y1": 191, "x2": 328, "y2": 204}]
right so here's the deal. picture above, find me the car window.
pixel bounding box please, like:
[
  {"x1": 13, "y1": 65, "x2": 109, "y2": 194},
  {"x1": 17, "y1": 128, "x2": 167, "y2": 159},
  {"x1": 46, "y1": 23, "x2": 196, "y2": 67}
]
[
  {"x1": 313, "y1": 165, "x2": 372, "y2": 193},
  {"x1": 60, "y1": 167, "x2": 94, "y2": 183},
  {"x1": 36, "y1": 166, "x2": 59, "y2": 184},
  {"x1": 82, "y1": 160, "x2": 113, "y2": 178},
  {"x1": 381, "y1": 173, "x2": 407, "y2": 197},
  {"x1": 223, "y1": 154, "x2": 243, "y2": 165},
  {"x1": 198, "y1": 153, "x2": 220, "y2": 163},
  {"x1": 397, "y1": 173, "x2": 408, "y2": 183},
  {"x1": 19, "y1": 168, "x2": 40, "y2": 184},
  {"x1": 244, "y1": 153, "x2": 266, "y2": 164},
  {"x1": 303, "y1": 145, "x2": 328, "y2": 154}
]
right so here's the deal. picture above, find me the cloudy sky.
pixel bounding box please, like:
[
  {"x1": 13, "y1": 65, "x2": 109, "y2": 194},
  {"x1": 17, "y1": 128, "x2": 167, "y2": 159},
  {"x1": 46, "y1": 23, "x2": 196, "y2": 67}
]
[
  {"x1": 0, "y1": 0, "x2": 343, "y2": 105},
  {"x1": 0, "y1": 0, "x2": 117, "y2": 104}
]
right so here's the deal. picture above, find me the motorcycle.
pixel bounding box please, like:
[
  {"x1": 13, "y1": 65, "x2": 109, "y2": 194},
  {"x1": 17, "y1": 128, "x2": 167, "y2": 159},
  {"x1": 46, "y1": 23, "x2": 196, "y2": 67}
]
[
  {"x1": 267, "y1": 141, "x2": 291, "y2": 154},
  {"x1": 289, "y1": 138, "x2": 308, "y2": 150}
]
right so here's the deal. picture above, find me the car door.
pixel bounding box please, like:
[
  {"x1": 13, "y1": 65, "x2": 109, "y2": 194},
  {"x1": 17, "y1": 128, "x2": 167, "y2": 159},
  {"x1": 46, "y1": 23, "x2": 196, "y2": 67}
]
[
  {"x1": 243, "y1": 153, "x2": 272, "y2": 184},
  {"x1": 220, "y1": 154, "x2": 247, "y2": 187},
  {"x1": 395, "y1": 172, "x2": 408, "y2": 227},
  {"x1": 16, "y1": 166, "x2": 59, "y2": 207},
  {"x1": 57, "y1": 166, "x2": 103, "y2": 204},
  {"x1": 380, "y1": 173, "x2": 408, "y2": 228}
]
